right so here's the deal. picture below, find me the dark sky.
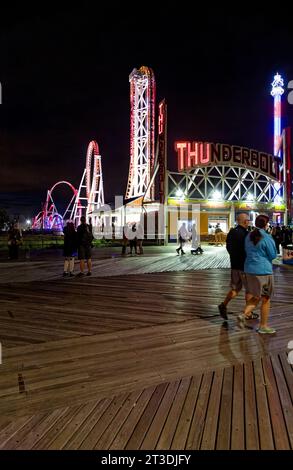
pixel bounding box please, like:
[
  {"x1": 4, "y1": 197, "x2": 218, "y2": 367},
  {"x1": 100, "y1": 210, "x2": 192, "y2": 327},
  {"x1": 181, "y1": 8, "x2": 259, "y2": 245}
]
[{"x1": 1, "y1": 6, "x2": 293, "y2": 218}]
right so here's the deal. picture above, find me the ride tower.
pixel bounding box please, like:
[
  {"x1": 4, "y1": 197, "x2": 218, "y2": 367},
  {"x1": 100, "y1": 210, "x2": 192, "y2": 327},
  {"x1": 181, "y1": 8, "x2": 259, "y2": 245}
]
[
  {"x1": 271, "y1": 73, "x2": 285, "y2": 220},
  {"x1": 125, "y1": 66, "x2": 156, "y2": 201},
  {"x1": 271, "y1": 72, "x2": 284, "y2": 156}
]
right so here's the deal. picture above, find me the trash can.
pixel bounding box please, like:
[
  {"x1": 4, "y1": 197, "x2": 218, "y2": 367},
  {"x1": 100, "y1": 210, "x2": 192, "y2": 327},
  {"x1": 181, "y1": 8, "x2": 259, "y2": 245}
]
[{"x1": 282, "y1": 244, "x2": 293, "y2": 265}]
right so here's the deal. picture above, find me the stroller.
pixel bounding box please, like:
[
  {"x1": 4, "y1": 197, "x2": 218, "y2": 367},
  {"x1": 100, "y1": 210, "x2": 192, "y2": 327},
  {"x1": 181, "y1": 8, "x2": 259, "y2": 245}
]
[{"x1": 191, "y1": 246, "x2": 204, "y2": 255}]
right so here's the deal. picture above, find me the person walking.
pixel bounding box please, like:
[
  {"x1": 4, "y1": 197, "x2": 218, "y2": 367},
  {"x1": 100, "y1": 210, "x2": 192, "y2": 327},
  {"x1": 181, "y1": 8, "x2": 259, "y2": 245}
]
[
  {"x1": 77, "y1": 216, "x2": 93, "y2": 276},
  {"x1": 136, "y1": 223, "x2": 144, "y2": 255},
  {"x1": 272, "y1": 223, "x2": 282, "y2": 255},
  {"x1": 215, "y1": 224, "x2": 224, "y2": 246},
  {"x1": 176, "y1": 222, "x2": 189, "y2": 255},
  {"x1": 191, "y1": 223, "x2": 203, "y2": 254},
  {"x1": 218, "y1": 213, "x2": 251, "y2": 320},
  {"x1": 282, "y1": 226, "x2": 292, "y2": 248},
  {"x1": 121, "y1": 223, "x2": 129, "y2": 256},
  {"x1": 129, "y1": 223, "x2": 138, "y2": 255},
  {"x1": 63, "y1": 221, "x2": 77, "y2": 277},
  {"x1": 238, "y1": 214, "x2": 277, "y2": 334},
  {"x1": 7, "y1": 223, "x2": 22, "y2": 260}
]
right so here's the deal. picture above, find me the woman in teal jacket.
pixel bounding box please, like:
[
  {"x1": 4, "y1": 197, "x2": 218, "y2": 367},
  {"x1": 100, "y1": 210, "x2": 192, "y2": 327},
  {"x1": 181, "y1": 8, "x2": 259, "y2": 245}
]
[{"x1": 239, "y1": 214, "x2": 277, "y2": 334}]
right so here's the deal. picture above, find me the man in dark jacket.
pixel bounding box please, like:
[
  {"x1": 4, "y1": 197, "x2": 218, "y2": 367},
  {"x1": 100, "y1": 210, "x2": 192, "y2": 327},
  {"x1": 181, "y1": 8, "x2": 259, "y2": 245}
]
[
  {"x1": 218, "y1": 213, "x2": 251, "y2": 320},
  {"x1": 77, "y1": 216, "x2": 94, "y2": 276}
]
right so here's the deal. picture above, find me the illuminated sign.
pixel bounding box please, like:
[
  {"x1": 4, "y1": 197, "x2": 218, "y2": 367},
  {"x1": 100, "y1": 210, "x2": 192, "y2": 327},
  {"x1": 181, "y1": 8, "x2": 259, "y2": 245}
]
[
  {"x1": 158, "y1": 101, "x2": 165, "y2": 135},
  {"x1": 158, "y1": 100, "x2": 167, "y2": 204},
  {"x1": 175, "y1": 141, "x2": 281, "y2": 180}
]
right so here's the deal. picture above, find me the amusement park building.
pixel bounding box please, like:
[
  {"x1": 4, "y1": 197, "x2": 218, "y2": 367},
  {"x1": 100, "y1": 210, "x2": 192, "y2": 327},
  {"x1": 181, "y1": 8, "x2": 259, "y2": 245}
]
[{"x1": 166, "y1": 137, "x2": 290, "y2": 237}]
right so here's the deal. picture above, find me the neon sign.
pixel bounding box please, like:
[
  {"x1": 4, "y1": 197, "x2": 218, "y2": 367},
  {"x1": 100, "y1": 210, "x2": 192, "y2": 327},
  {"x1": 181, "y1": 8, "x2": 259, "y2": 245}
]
[
  {"x1": 175, "y1": 141, "x2": 281, "y2": 181},
  {"x1": 158, "y1": 100, "x2": 167, "y2": 204},
  {"x1": 158, "y1": 101, "x2": 165, "y2": 135}
]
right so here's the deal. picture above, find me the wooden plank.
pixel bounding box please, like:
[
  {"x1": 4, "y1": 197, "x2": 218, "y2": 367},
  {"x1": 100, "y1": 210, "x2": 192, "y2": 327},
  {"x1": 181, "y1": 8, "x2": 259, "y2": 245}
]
[
  {"x1": 279, "y1": 351, "x2": 293, "y2": 403},
  {"x1": 216, "y1": 366, "x2": 233, "y2": 450},
  {"x1": 201, "y1": 369, "x2": 224, "y2": 449},
  {"x1": 125, "y1": 383, "x2": 169, "y2": 450},
  {"x1": 32, "y1": 406, "x2": 82, "y2": 449},
  {"x1": 271, "y1": 354, "x2": 293, "y2": 448},
  {"x1": 110, "y1": 386, "x2": 156, "y2": 450},
  {"x1": 244, "y1": 361, "x2": 259, "y2": 450},
  {"x1": 16, "y1": 408, "x2": 70, "y2": 450},
  {"x1": 47, "y1": 402, "x2": 99, "y2": 450},
  {"x1": 78, "y1": 393, "x2": 129, "y2": 449},
  {"x1": 253, "y1": 358, "x2": 274, "y2": 450},
  {"x1": 171, "y1": 374, "x2": 202, "y2": 450},
  {"x1": 186, "y1": 371, "x2": 213, "y2": 450},
  {"x1": 0, "y1": 418, "x2": 13, "y2": 433},
  {"x1": 262, "y1": 355, "x2": 290, "y2": 449},
  {"x1": 0, "y1": 416, "x2": 34, "y2": 448},
  {"x1": 1, "y1": 412, "x2": 49, "y2": 450},
  {"x1": 231, "y1": 363, "x2": 244, "y2": 450},
  {"x1": 64, "y1": 398, "x2": 111, "y2": 449},
  {"x1": 94, "y1": 390, "x2": 143, "y2": 449},
  {"x1": 156, "y1": 377, "x2": 191, "y2": 450},
  {"x1": 140, "y1": 381, "x2": 180, "y2": 450}
]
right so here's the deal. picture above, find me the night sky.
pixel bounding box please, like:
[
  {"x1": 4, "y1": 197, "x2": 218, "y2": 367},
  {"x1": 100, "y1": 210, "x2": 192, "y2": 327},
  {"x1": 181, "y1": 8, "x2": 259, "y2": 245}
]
[{"x1": 1, "y1": 6, "x2": 293, "y2": 220}]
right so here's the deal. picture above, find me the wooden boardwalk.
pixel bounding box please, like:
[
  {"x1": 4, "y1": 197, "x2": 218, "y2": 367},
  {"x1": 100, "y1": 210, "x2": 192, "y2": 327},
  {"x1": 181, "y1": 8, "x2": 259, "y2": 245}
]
[
  {"x1": 0, "y1": 245, "x2": 231, "y2": 284},
  {"x1": 0, "y1": 251, "x2": 292, "y2": 449},
  {"x1": 0, "y1": 351, "x2": 292, "y2": 450}
]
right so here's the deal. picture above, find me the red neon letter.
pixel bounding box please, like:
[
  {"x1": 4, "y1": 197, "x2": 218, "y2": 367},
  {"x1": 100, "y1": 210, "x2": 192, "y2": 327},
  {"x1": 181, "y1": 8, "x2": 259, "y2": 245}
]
[
  {"x1": 158, "y1": 102, "x2": 164, "y2": 135},
  {"x1": 200, "y1": 143, "x2": 210, "y2": 164},
  {"x1": 187, "y1": 142, "x2": 199, "y2": 167},
  {"x1": 175, "y1": 142, "x2": 187, "y2": 171}
]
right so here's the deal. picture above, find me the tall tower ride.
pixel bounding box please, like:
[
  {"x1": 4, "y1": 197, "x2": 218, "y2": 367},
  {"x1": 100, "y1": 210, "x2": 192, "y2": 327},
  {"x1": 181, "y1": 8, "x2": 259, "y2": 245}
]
[
  {"x1": 125, "y1": 66, "x2": 156, "y2": 201},
  {"x1": 271, "y1": 72, "x2": 284, "y2": 156}
]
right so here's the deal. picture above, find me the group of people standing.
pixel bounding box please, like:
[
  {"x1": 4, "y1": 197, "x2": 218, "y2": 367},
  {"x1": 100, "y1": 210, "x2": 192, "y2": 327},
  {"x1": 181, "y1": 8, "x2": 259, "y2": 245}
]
[
  {"x1": 270, "y1": 224, "x2": 293, "y2": 254},
  {"x1": 63, "y1": 216, "x2": 93, "y2": 277},
  {"x1": 121, "y1": 222, "x2": 144, "y2": 256},
  {"x1": 218, "y1": 213, "x2": 277, "y2": 334}
]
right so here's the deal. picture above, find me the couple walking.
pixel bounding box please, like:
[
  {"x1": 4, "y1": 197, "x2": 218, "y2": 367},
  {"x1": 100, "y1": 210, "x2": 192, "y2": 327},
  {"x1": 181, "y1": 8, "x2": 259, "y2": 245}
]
[
  {"x1": 176, "y1": 222, "x2": 203, "y2": 255},
  {"x1": 218, "y1": 213, "x2": 277, "y2": 334},
  {"x1": 63, "y1": 216, "x2": 93, "y2": 277}
]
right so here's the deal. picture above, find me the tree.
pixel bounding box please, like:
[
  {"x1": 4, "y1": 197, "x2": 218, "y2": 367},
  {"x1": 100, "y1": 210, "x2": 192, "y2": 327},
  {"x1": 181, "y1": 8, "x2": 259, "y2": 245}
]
[{"x1": 0, "y1": 208, "x2": 9, "y2": 230}]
